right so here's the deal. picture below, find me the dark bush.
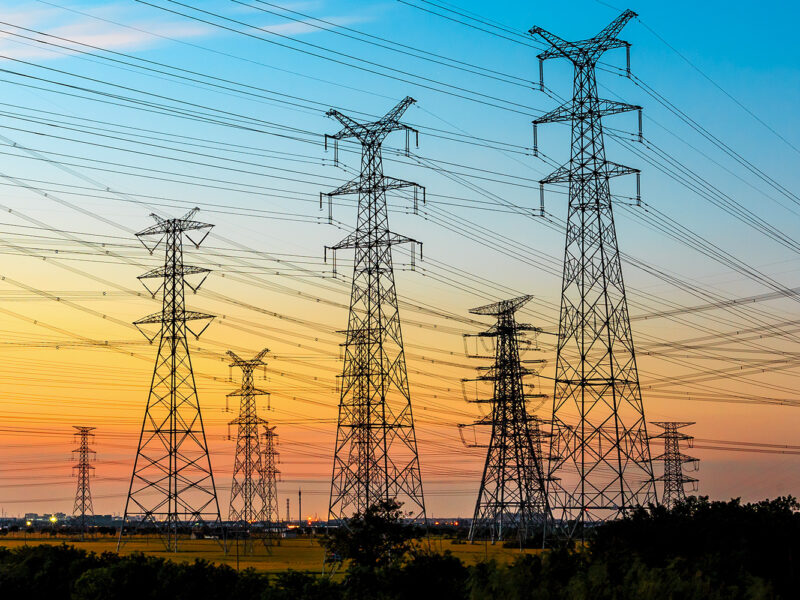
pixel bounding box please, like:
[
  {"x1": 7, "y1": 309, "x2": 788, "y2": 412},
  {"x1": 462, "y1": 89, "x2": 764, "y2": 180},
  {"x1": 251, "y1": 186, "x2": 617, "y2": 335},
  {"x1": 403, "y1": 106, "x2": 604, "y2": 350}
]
[{"x1": 0, "y1": 497, "x2": 796, "y2": 599}]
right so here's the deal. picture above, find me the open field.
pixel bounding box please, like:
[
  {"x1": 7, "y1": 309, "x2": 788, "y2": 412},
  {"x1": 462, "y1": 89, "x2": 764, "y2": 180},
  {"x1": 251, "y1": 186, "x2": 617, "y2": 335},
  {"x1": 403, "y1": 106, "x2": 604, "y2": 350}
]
[{"x1": 0, "y1": 534, "x2": 541, "y2": 573}]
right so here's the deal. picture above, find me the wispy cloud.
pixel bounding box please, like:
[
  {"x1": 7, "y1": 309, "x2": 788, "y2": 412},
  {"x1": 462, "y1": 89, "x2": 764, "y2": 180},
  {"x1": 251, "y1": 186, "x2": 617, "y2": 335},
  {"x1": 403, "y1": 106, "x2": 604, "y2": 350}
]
[
  {"x1": 0, "y1": 2, "x2": 213, "y2": 61},
  {"x1": 0, "y1": 1, "x2": 378, "y2": 63},
  {"x1": 259, "y1": 13, "x2": 369, "y2": 37}
]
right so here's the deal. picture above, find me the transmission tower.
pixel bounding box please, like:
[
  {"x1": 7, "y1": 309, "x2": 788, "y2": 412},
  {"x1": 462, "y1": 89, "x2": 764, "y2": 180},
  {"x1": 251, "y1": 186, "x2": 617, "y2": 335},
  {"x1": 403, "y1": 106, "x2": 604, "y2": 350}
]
[
  {"x1": 72, "y1": 426, "x2": 95, "y2": 541},
  {"x1": 119, "y1": 208, "x2": 221, "y2": 552},
  {"x1": 261, "y1": 424, "x2": 280, "y2": 533},
  {"x1": 530, "y1": 10, "x2": 656, "y2": 540},
  {"x1": 322, "y1": 97, "x2": 426, "y2": 522},
  {"x1": 227, "y1": 349, "x2": 269, "y2": 528},
  {"x1": 651, "y1": 422, "x2": 698, "y2": 508},
  {"x1": 463, "y1": 296, "x2": 550, "y2": 545}
]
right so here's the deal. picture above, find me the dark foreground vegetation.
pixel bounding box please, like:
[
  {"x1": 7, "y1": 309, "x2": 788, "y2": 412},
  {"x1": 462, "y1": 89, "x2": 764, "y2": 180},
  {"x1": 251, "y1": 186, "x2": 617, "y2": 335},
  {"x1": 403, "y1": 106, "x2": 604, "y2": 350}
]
[{"x1": 1, "y1": 496, "x2": 798, "y2": 599}]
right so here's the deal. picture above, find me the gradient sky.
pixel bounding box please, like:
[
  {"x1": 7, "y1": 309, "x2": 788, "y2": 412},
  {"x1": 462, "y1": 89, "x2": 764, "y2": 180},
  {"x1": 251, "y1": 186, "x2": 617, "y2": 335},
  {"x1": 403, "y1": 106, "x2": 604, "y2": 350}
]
[{"x1": 0, "y1": 0, "x2": 798, "y2": 520}]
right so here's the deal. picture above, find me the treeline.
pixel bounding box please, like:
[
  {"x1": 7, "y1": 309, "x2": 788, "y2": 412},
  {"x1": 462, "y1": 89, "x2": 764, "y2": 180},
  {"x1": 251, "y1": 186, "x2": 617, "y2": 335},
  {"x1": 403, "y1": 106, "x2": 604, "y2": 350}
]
[{"x1": 1, "y1": 496, "x2": 798, "y2": 599}]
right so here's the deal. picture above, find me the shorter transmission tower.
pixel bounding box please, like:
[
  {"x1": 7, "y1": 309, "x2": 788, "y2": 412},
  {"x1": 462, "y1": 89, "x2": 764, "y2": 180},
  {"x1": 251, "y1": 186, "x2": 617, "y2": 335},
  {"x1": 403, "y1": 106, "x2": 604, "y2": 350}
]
[
  {"x1": 651, "y1": 422, "x2": 699, "y2": 508},
  {"x1": 72, "y1": 426, "x2": 95, "y2": 541},
  {"x1": 261, "y1": 424, "x2": 280, "y2": 536},
  {"x1": 462, "y1": 296, "x2": 550, "y2": 545},
  {"x1": 227, "y1": 349, "x2": 269, "y2": 525},
  {"x1": 119, "y1": 208, "x2": 221, "y2": 552}
]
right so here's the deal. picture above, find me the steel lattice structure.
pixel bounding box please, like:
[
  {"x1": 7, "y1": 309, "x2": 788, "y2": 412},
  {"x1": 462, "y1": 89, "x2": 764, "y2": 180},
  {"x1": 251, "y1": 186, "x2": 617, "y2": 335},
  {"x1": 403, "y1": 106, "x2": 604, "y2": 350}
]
[
  {"x1": 651, "y1": 422, "x2": 698, "y2": 508},
  {"x1": 72, "y1": 426, "x2": 95, "y2": 540},
  {"x1": 463, "y1": 296, "x2": 550, "y2": 544},
  {"x1": 227, "y1": 349, "x2": 270, "y2": 528},
  {"x1": 323, "y1": 97, "x2": 427, "y2": 522},
  {"x1": 119, "y1": 208, "x2": 221, "y2": 552},
  {"x1": 261, "y1": 424, "x2": 280, "y2": 530},
  {"x1": 530, "y1": 10, "x2": 657, "y2": 540}
]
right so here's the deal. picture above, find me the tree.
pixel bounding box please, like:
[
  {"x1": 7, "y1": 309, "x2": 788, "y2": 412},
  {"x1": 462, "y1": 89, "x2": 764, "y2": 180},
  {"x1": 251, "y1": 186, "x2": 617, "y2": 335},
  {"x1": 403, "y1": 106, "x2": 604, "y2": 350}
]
[{"x1": 321, "y1": 499, "x2": 421, "y2": 569}]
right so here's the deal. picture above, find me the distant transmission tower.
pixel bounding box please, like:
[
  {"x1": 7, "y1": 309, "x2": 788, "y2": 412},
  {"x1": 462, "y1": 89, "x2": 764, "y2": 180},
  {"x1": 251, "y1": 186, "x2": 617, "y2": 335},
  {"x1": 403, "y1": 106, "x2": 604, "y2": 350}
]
[
  {"x1": 227, "y1": 349, "x2": 269, "y2": 527},
  {"x1": 72, "y1": 426, "x2": 95, "y2": 541},
  {"x1": 261, "y1": 424, "x2": 280, "y2": 533},
  {"x1": 322, "y1": 97, "x2": 427, "y2": 522},
  {"x1": 119, "y1": 208, "x2": 221, "y2": 552},
  {"x1": 651, "y1": 422, "x2": 698, "y2": 508},
  {"x1": 462, "y1": 296, "x2": 550, "y2": 545},
  {"x1": 530, "y1": 10, "x2": 656, "y2": 540}
]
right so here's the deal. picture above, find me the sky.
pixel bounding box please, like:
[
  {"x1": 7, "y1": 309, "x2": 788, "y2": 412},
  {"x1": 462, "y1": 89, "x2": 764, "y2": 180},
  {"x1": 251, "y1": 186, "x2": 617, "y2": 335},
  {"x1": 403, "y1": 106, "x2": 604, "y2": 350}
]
[{"x1": 0, "y1": 0, "x2": 798, "y2": 520}]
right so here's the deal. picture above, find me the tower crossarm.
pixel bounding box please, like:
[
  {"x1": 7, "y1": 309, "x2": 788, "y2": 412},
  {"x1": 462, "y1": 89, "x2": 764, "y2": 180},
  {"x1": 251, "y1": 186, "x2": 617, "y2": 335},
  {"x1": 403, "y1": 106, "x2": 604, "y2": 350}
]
[
  {"x1": 134, "y1": 310, "x2": 214, "y2": 342},
  {"x1": 325, "y1": 175, "x2": 422, "y2": 199},
  {"x1": 228, "y1": 414, "x2": 268, "y2": 427},
  {"x1": 541, "y1": 160, "x2": 639, "y2": 185},
  {"x1": 326, "y1": 96, "x2": 416, "y2": 145},
  {"x1": 587, "y1": 9, "x2": 637, "y2": 56},
  {"x1": 381, "y1": 96, "x2": 416, "y2": 128},
  {"x1": 227, "y1": 386, "x2": 270, "y2": 398},
  {"x1": 606, "y1": 161, "x2": 640, "y2": 178},
  {"x1": 138, "y1": 265, "x2": 210, "y2": 280},
  {"x1": 134, "y1": 310, "x2": 215, "y2": 325},
  {"x1": 137, "y1": 264, "x2": 211, "y2": 296},
  {"x1": 651, "y1": 421, "x2": 696, "y2": 430},
  {"x1": 653, "y1": 451, "x2": 699, "y2": 462},
  {"x1": 325, "y1": 177, "x2": 362, "y2": 198},
  {"x1": 135, "y1": 208, "x2": 213, "y2": 239},
  {"x1": 530, "y1": 10, "x2": 637, "y2": 65},
  {"x1": 382, "y1": 175, "x2": 423, "y2": 192},
  {"x1": 328, "y1": 230, "x2": 419, "y2": 251},
  {"x1": 469, "y1": 294, "x2": 533, "y2": 316},
  {"x1": 655, "y1": 473, "x2": 698, "y2": 483},
  {"x1": 535, "y1": 99, "x2": 640, "y2": 125},
  {"x1": 539, "y1": 163, "x2": 572, "y2": 185},
  {"x1": 528, "y1": 27, "x2": 574, "y2": 61},
  {"x1": 227, "y1": 348, "x2": 269, "y2": 368},
  {"x1": 325, "y1": 109, "x2": 369, "y2": 141},
  {"x1": 650, "y1": 432, "x2": 694, "y2": 441}
]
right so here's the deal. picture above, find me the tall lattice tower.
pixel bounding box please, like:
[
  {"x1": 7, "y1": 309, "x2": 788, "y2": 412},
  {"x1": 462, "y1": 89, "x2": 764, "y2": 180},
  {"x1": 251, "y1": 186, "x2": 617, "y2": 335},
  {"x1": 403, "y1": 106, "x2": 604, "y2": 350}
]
[
  {"x1": 119, "y1": 208, "x2": 221, "y2": 551},
  {"x1": 530, "y1": 10, "x2": 656, "y2": 540},
  {"x1": 261, "y1": 424, "x2": 280, "y2": 530},
  {"x1": 463, "y1": 296, "x2": 550, "y2": 544},
  {"x1": 651, "y1": 422, "x2": 698, "y2": 508},
  {"x1": 227, "y1": 349, "x2": 269, "y2": 528},
  {"x1": 322, "y1": 97, "x2": 427, "y2": 522},
  {"x1": 72, "y1": 426, "x2": 95, "y2": 540}
]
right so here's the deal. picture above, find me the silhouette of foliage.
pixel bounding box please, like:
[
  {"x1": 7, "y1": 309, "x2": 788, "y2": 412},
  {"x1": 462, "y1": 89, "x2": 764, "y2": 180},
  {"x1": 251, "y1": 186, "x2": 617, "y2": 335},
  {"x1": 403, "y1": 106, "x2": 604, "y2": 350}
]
[
  {"x1": 0, "y1": 497, "x2": 798, "y2": 599},
  {"x1": 320, "y1": 499, "x2": 422, "y2": 569}
]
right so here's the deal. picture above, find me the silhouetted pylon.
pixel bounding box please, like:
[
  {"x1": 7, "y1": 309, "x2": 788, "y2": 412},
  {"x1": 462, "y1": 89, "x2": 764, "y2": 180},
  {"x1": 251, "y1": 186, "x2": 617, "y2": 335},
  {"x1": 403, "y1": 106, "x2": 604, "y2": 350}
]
[
  {"x1": 72, "y1": 426, "x2": 95, "y2": 541},
  {"x1": 261, "y1": 424, "x2": 280, "y2": 537},
  {"x1": 531, "y1": 10, "x2": 656, "y2": 542},
  {"x1": 227, "y1": 349, "x2": 270, "y2": 525},
  {"x1": 462, "y1": 296, "x2": 550, "y2": 544},
  {"x1": 322, "y1": 97, "x2": 427, "y2": 522},
  {"x1": 651, "y1": 422, "x2": 699, "y2": 507},
  {"x1": 119, "y1": 208, "x2": 221, "y2": 552}
]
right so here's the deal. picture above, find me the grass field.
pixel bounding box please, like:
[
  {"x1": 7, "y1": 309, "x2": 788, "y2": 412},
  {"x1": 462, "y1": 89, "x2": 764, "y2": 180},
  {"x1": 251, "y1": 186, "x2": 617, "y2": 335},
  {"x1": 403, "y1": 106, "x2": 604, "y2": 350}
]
[{"x1": 0, "y1": 534, "x2": 541, "y2": 573}]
